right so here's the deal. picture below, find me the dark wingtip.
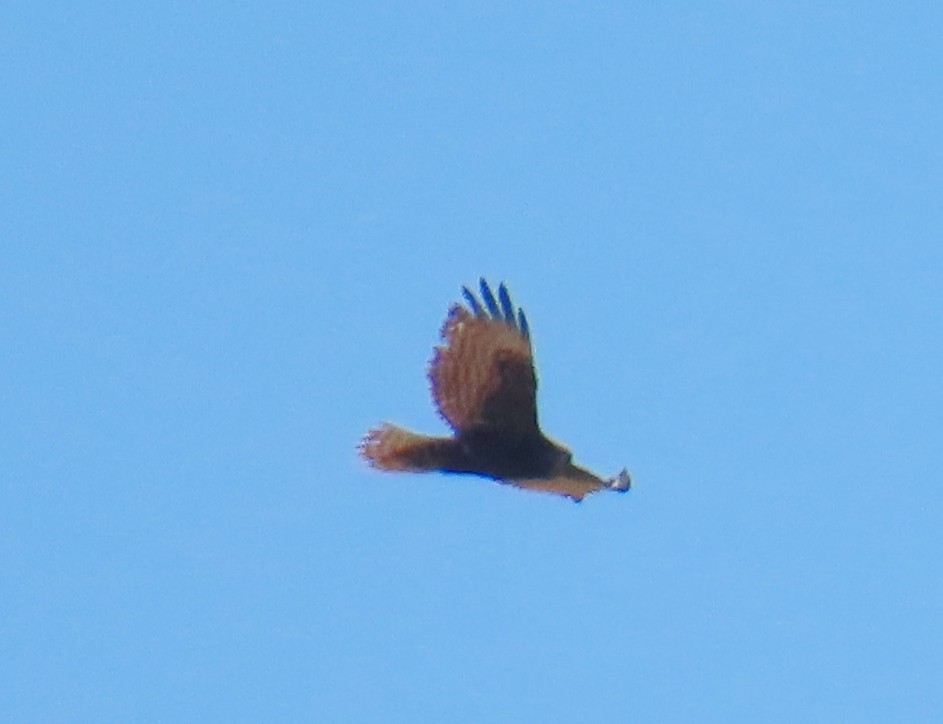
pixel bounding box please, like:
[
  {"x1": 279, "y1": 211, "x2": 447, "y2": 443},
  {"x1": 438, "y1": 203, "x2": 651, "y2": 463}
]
[
  {"x1": 607, "y1": 469, "x2": 631, "y2": 493},
  {"x1": 479, "y1": 278, "x2": 502, "y2": 318},
  {"x1": 462, "y1": 286, "x2": 485, "y2": 317},
  {"x1": 461, "y1": 279, "x2": 531, "y2": 342},
  {"x1": 497, "y1": 283, "x2": 516, "y2": 324},
  {"x1": 517, "y1": 308, "x2": 530, "y2": 340}
]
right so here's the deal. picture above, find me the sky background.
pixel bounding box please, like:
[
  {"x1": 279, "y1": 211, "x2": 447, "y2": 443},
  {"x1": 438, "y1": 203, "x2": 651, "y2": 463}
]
[{"x1": 3, "y1": 2, "x2": 942, "y2": 722}]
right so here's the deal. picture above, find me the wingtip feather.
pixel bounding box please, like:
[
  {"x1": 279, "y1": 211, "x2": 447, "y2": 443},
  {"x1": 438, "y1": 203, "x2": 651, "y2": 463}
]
[
  {"x1": 462, "y1": 287, "x2": 485, "y2": 317},
  {"x1": 497, "y1": 283, "x2": 517, "y2": 324},
  {"x1": 460, "y1": 278, "x2": 531, "y2": 342},
  {"x1": 479, "y1": 279, "x2": 502, "y2": 318}
]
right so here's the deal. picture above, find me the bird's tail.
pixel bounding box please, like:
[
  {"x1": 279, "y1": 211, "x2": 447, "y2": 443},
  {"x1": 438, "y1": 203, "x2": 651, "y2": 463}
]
[{"x1": 358, "y1": 423, "x2": 456, "y2": 472}]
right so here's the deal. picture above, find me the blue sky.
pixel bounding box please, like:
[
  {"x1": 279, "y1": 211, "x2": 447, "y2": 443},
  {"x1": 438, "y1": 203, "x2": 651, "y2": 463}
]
[{"x1": 3, "y1": 2, "x2": 942, "y2": 721}]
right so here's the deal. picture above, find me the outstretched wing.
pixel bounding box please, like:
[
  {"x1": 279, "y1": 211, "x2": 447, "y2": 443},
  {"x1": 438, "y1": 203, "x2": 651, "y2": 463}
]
[
  {"x1": 509, "y1": 464, "x2": 631, "y2": 503},
  {"x1": 510, "y1": 468, "x2": 606, "y2": 503},
  {"x1": 428, "y1": 279, "x2": 538, "y2": 435}
]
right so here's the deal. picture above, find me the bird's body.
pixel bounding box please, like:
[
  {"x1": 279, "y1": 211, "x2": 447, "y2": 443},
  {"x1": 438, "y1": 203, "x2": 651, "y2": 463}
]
[{"x1": 359, "y1": 279, "x2": 630, "y2": 502}]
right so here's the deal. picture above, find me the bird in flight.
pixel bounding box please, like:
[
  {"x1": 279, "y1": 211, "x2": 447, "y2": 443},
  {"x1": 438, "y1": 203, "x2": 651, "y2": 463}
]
[{"x1": 359, "y1": 279, "x2": 631, "y2": 502}]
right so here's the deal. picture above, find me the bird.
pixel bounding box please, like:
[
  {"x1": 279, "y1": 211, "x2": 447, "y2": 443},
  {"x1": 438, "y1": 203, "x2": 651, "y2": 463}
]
[{"x1": 358, "y1": 278, "x2": 631, "y2": 502}]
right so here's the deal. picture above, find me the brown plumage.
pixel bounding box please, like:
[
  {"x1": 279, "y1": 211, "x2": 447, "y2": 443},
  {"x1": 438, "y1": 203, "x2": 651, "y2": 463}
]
[{"x1": 359, "y1": 279, "x2": 631, "y2": 502}]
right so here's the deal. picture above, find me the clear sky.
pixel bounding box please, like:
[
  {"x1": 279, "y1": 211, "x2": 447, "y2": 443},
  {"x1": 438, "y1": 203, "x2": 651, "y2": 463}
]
[{"x1": 3, "y1": 2, "x2": 942, "y2": 722}]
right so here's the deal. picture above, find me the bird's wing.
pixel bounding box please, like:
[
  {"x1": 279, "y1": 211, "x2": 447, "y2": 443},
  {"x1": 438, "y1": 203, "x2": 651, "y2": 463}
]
[
  {"x1": 509, "y1": 463, "x2": 621, "y2": 502},
  {"x1": 428, "y1": 279, "x2": 538, "y2": 435}
]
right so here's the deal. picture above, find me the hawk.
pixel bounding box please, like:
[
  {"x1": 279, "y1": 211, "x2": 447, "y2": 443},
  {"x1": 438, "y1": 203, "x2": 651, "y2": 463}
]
[{"x1": 359, "y1": 279, "x2": 631, "y2": 502}]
